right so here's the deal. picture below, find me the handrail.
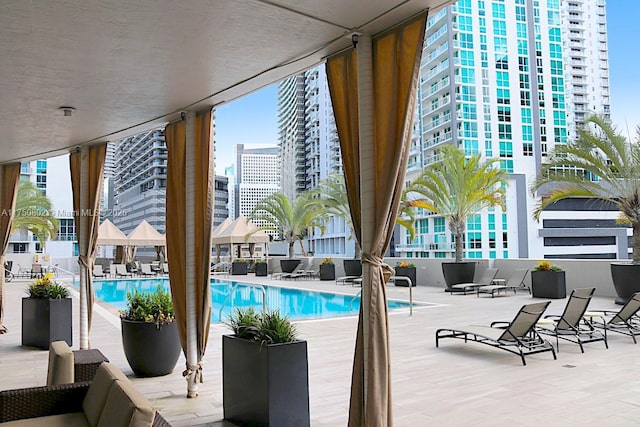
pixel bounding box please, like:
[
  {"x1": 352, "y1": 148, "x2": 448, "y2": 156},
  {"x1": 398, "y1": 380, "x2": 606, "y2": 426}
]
[
  {"x1": 349, "y1": 276, "x2": 414, "y2": 316},
  {"x1": 52, "y1": 264, "x2": 77, "y2": 282},
  {"x1": 218, "y1": 282, "x2": 267, "y2": 321}
]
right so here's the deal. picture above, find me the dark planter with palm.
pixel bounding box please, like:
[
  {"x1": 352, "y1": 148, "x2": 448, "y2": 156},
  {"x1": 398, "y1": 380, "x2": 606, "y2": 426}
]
[
  {"x1": 22, "y1": 274, "x2": 71, "y2": 349},
  {"x1": 280, "y1": 259, "x2": 301, "y2": 274},
  {"x1": 223, "y1": 309, "x2": 309, "y2": 427},
  {"x1": 255, "y1": 261, "x2": 268, "y2": 277},
  {"x1": 343, "y1": 259, "x2": 362, "y2": 277},
  {"x1": 404, "y1": 145, "x2": 506, "y2": 291},
  {"x1": 120, "y1": 286, "x2": 181, "y2": 377},
  {"x1": 532, "y1": 116, "x2": 640, "y2": 304}
]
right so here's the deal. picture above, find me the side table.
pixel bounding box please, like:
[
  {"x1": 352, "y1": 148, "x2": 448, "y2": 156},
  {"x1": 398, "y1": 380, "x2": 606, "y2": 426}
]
[{"x1": 73, "y1": 349, "x2": 109, "y2": 382}]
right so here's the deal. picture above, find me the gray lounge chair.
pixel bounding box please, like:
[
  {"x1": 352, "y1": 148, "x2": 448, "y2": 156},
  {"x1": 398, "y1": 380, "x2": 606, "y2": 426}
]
[
  {"x1": 92, "y1": 264, "x2": 106, "y2": 278},
  {"x1": 450, "y1": 268, "x2": 498, "y2": 295},
  {"x1": 536, "y1": 287, "x2": 608, "y2": 352},
  {"x1": 589, "y1": 292, "x2": 640, "y2": 343},
  {"x1": 114, "y1": 264, "x2": 132, "y2": 278},
  {"x1": 436, "y1": 301, "x2": 556, "y2": 366},
  {"x1": 476, "y1": 269, "x2": 529, "y2": 298},
  {"x1": 139, "y1": 263, "x2": 155, "y2": 277}
]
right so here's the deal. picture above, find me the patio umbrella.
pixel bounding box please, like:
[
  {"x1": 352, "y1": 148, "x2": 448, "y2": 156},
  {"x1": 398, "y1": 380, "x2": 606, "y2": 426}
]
[
  {"x1": 326, "y1": 12, "x2": 426, "y2": 426},
  {"x1": 0, "y1": 164, "x2": 21, "y2": 334}
]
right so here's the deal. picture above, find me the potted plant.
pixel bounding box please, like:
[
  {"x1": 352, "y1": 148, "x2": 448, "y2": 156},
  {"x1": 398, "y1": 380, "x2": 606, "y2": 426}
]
[
  {"x1": 223, "y1": 308, "x2": 310, "y2": 427},
  {"x1": 531, "y1": 261, "x2": 566, "y2": 299},
  {"x1": 394, "y1": 261, "x2": 417, "y2": 287},
  {"x1": 231, "y1": 258, "x2": 248, "y2": 275},
  {"x1": 319, "y1": 257, "x2": 335, "y2": 281},
  {"x1": 22, "y1": 272, "x2": 72, "y2": 349},
  {"x1": 405, "y1": 145, "x2": 507, "y2": 290},
  {"x1": 120, "y1": 285, "x2": 181, "y2": 377},
  {"x1": 531, "y1": 116, "x2": 640, "y2": 304},
  {"x1": 254, "y1": 259, "x2": 268, "y2": 276}
]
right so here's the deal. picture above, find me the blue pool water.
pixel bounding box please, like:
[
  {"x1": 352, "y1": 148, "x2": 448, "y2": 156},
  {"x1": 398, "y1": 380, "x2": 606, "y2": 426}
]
[{"x1": 90, "y1": 278, "x2": 413, "y2": 322}]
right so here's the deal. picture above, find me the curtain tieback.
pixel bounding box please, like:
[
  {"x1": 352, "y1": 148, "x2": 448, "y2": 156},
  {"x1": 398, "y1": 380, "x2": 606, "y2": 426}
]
[
  {"x1": 361, "y1": 253, "x2": 395, "y2": 282},
  {"x1": 183, "y1": 361, "x2": 204, "y2": 384},
  {"x1": 78, "y1": 255, "x2": 90, "y2": 269}
]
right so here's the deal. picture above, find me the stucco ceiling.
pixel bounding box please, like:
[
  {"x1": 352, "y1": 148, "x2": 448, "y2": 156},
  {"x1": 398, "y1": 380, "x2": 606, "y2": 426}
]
[{"x1": 0, "y1": 0, "x2": 452, "y2": 164}]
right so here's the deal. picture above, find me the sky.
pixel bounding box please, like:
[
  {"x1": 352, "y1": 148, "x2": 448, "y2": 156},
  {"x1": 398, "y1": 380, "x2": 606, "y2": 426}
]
[{"x1": 213, "y1": 0, "x2": 639, "y2": 170}]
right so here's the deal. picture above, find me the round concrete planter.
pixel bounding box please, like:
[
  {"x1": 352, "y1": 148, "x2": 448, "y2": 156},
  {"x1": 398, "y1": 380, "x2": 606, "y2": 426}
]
[
  {"x1": 121, "y1": 319, "x2": 181, "y2": 377},
  {"x1": 611, "y1": 263, "x2": 640, "y2": 305}
]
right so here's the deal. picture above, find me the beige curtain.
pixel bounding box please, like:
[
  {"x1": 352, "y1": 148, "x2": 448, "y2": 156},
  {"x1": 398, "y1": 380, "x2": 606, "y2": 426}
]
[
  {"x1": 70, "y1": 143, "x2": 107, "y2": 349},
  {"x1": 326, "y1": 13, "x2": 427, "y2": 426},
  {"x1": 0, "y1": 163, "x2": 21, "y2": 333},
  {"x1": 165, "y1": 109, "x2": 213, "y2": 396}
]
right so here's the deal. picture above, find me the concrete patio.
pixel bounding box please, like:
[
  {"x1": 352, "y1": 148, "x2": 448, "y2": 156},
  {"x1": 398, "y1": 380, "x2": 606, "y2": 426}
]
[{"x1": 2, "y1": 273, "x2": 639, "y2": 426}]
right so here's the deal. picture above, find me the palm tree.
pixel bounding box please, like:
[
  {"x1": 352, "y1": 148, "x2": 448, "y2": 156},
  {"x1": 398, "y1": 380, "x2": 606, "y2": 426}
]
[
  {"x1": 310, "y1": 173, "x2": 423, "y2": 259},
  {"x1": 531, "y1": 115, "x2": 640, "y2": 263},
  {"x1": 406, "y1": 145, "x2": 507, "y2": 262},
  {"x1": 12, "y1": 179, "x2": 59, "y2": 246},
  {"x1": 249, "y1": 192, "x2": 327, "y2": 258}
]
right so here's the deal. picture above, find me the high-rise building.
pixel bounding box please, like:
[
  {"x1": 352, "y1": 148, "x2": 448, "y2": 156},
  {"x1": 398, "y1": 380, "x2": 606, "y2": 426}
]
[
  {"x1": 234, "y1": 144, "x2": 280, "y2": 237},
  {"x1": 112, "y1": 128, "x2": 229, "y2": 256},
  {"x1": 396, "y1": 0, "x2": 617, "y2": 261}
]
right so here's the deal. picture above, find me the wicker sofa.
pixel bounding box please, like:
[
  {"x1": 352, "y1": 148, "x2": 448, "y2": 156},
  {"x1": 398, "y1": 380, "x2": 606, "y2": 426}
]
[{"x1": 0, "y1": 362, "x2": 170, "y2": 426}]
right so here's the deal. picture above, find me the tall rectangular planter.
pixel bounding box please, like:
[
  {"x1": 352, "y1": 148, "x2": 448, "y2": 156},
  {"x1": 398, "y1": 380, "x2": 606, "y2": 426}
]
[
  {"x1": 223, "y1": 335, "x2": 310, "y2": 427},
  {"x1": 255, "y1": 263, "x2": 268, "y2": 276},
  {"x1": 394, "y1": 267, "x2": 417, "y2": 287},
  {"x1": 22, "y1": 297, "x2": 72, "y2": 349},
  {"x1": 231, "y1": 262, "x2": 248, "y2": 275},
  {"x1": 319, "y1": 264, "x2": 335, "y2": 281},
  {"x1": 531, "y1": 271, "x2": 566, "y2": 299}
]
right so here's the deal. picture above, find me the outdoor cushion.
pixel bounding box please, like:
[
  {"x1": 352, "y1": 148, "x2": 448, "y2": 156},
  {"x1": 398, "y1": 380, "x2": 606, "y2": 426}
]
[
  {"x1": 0, "y1": 412, "x2": 88, "y2": 426},
  {"x1": 82, "y1": 362, "x2": 127, "y2": 425},
  {"x1": 97, "y1": 379, "x2": 155, "y2": 427},
  {"x1": 46, "y1": 341, "x2": 74, "y2": 386}
]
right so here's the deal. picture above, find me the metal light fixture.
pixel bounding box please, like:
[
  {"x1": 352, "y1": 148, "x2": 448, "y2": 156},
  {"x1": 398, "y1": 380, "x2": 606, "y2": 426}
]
[{"x1": 59, "y1": 106, "x2": 76, "y2": 117}]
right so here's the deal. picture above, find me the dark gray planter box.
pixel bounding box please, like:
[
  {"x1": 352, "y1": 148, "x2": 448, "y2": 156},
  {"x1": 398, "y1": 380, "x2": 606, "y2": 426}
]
[
  {"x1": 231, "y1": 262, "x2": 248, "y2": 275},
  {"x1": 280, "y1": 259, "x2": 301, "y2": 274},
  {"x1": 255, "y1": 262, "x2": 268, "y2": 276},
  {"x1": 531, "y1": 271, "x2": 566, "y2": 299},
  {"x1": 121, "y1": 319, "x2": 181, "y2": 377},
  {"x1": 442, "y1": 262, "x2": 475, "y2": 291},
  {"x1": 22, "y1": 297, "x2": 72, "y2": 349},
  {"x1": 223, "y1": 335, "x2": 310, "y2": 427},
  {"x1": 611, "y1": 263, "x2": 640, "y2": 305},
  {"x1": 319, "y1": 264, "x2": 335, "y2": 280},
  {"x1": 394, "y1": 266, "x2": 417, "y2": 287},
  {"x1": 343, "y1": 259, "x2": 362, "y2": 277}
]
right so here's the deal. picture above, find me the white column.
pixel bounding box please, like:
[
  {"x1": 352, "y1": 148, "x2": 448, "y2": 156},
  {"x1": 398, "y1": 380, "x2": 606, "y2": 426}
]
[
  {"x1": 79, "y1": 148, "x2": 89, "y2": 349},
  {"x1": 184, "y1": 111, "x2": 199, "y2": 397}
]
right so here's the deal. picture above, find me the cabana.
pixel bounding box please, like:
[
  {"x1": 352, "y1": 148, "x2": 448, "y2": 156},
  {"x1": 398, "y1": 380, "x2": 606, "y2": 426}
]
[
  {"x1": 96, "y1": 219, "x2": 129, "y2": 263},
  {"x1": 210, "y1": 215, "x2": 269, "y2": 261},
  {"x1": 127, "y1": 220, "x2": 166, "y2": 261}
]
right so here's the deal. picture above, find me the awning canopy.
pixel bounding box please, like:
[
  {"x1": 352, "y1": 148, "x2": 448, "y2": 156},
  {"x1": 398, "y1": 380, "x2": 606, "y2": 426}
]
[
  {"x1": 127, "y1": 220, "x2": 166, "y2": 246},
  {"x1": 211, "y1": 215, "x2": 269, "y2": 245},
  {"x1": 96, "y1": 219, "x2": 129, "y2": 246}
]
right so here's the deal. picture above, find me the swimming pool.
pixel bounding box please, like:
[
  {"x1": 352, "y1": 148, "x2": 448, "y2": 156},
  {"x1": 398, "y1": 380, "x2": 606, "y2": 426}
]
[{"x1": 90, "y1": 278, "x2": 413, "y2": 322}]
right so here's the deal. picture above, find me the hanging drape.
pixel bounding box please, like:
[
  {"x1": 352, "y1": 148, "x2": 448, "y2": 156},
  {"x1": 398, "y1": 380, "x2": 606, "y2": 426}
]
[
  {"x1": 326, "y1": 12, "x2": 426, "y2": 427},
  {"x1": 0, "y1": 163, "x2": 21, "y2": 334},
  {"x1": 165, "y1": 109, "x2": 214, "y2": 397},
  {"x1": 70, "y1": 143, "x2": 107, "y2": 349}
]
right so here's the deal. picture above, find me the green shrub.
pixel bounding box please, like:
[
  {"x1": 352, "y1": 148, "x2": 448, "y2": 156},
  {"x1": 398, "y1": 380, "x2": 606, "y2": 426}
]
[
  {"x1": 120, "y1": 285, "x2": 175, "y2": 328},
  {"x1": 225, "y1": 307, "x2": 297, "y2": 345},
  {"x1": 26, "y1": 272, "x2": 70, "y2": 299}
]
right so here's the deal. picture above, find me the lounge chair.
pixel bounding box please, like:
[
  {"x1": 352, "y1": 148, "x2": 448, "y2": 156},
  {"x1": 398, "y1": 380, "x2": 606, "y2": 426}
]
[
  {"x1": 30, "y1": 263, "x2": 43, "y2": 278},
  {"x1": 536, "y1": 287, "x2": 608, "y2": 353},
  {"x1": 435, "y1": 301, "x2": 556, "y2": 366},
  {"x1": 114, "y1": 264, "x2": 132, "y2": 278},
  {"x1": 476, "y1": 269, "x2": 530, "y2": 298},
  {"x1": 139, "y1": 263, "x2": 155, "y2": 277},
  {"x1": 92, "y1": 264, "x2": 106, "y2": 278},
  {"x1": 336, "y1": 275, "x2": 362, "y2": 286},
  {"x1": 588, "y1": 292, "x2": 640, "y2": 343},
  {"x1": 281, "y1": 263, "x2": 306, "y2": 280},
  {"x1": 449, "y1": 268, "x2": 498, "y2": 295}
]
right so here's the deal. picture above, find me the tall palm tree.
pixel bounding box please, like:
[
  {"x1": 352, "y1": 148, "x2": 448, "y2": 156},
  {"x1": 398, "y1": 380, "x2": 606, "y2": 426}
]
[
  {"x1": 310, "y1": 173, "x2": 423, "y2": 259},
  {"x1": 250, "y1": 192, "x2": 327, "y2": 258},
  {"x1": 12, "y1": 179, "x2": 59, "y2": 246},
  {"x1": 531, "y1": 115, "x2": 640, "y2": 263},
  {"x1": 407, "y1": 145, "x2": 507, "y2": 262}
]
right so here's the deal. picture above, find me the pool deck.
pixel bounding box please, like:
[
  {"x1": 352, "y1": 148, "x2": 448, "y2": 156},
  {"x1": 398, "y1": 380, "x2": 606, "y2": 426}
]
[{"x1": 2, "y1": 273, "x2": 640, "y2": 426}]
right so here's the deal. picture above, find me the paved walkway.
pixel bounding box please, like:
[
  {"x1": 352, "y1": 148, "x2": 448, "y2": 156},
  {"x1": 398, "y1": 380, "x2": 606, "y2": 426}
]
[{"x1": 2, "y1": 273, "x2": 639, "y2": 426}]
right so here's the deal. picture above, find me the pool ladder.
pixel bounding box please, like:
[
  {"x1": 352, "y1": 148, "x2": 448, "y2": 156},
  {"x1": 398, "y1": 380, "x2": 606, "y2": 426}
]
[
  {"x1": 349, "y1": 276, "x2": 413, "y2": 316},
  {"x1": 218, "y1": 282, "x2": 267, "y2": 321}
]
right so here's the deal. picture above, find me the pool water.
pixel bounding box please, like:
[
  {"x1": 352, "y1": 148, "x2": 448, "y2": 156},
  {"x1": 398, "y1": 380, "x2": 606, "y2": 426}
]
[{"x1": 90, "y1": 278, "x2": 413, "y2": 322}]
